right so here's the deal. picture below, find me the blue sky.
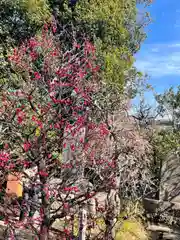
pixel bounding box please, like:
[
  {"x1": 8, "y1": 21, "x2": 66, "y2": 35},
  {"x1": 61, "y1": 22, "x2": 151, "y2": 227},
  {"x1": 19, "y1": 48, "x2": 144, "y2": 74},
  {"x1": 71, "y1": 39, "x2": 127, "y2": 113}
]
[{"x1": 134, "y1": 0, "x2": 180, "y2": 105}]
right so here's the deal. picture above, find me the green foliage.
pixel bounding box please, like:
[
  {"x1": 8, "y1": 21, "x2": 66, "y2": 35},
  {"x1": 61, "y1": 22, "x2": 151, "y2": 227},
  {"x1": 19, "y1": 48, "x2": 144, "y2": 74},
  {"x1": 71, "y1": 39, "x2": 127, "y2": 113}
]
[
  {"x1": 73, "y1": 0, "x2": 150, "y2": 91},
  {"x1": 103, "y1": 46, "x2": 134, "y2": 91},
  {"x1": 153, "y1": 130, "x2": 180, "y2": 157},
  {"x1": 154, "y1": 86, "x2": 180, "y2": 159},
  {"x1": 156, "y1": 86, "x2": 180, "y2": 130},
  {"x1": 75, "y1": 0, "x2": 136, "y2": 47},
  {"x1": 19, "y1": 0, "x2": 51, "y2": 25}
]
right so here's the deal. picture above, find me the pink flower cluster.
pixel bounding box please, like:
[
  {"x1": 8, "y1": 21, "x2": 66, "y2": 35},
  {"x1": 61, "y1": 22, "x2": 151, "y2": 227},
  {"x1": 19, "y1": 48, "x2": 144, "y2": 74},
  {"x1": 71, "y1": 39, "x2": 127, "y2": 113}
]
[
  {"x1": 16, "y1": 108, "x2": 26, "y2": 124},
  {"x1": 38, "y1": 171, "x2": 48, "y2": 177},
  {"x1": 23, "y1": 141, "x2": 31, "y2": 152},
  {"x1": 99, "y1": 123, "x2": 109, "y2": 136},
  {"x1": 63, "y1": 186, "x2": 79, "y2": 192},
  {"x1": 32, "y1": 115, "x2": 43, "y2": 129},
  {"x1": 0, "y1": 152, "x2": 10, "y2": 167}
]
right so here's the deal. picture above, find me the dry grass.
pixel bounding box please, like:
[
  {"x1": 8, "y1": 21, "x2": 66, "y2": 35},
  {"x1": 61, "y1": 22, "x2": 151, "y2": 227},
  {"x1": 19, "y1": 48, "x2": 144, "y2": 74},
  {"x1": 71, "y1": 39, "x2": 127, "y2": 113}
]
[
  {"x1": 115, "y1": 218, "x2": 149, "y2": 240},
  {"x1": 52, "y1": 203, "x2": 149, "y2": 240}
]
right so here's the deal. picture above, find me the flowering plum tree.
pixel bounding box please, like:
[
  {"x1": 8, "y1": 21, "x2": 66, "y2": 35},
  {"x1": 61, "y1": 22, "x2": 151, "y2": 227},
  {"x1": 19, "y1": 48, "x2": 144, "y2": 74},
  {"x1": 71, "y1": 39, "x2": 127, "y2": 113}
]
[
  {"x1": 0, "y1": 23, "x2": 113, "y2": 239},
  {"x1": 0, "y1": 23, "x2": 152, "y2": 240}
]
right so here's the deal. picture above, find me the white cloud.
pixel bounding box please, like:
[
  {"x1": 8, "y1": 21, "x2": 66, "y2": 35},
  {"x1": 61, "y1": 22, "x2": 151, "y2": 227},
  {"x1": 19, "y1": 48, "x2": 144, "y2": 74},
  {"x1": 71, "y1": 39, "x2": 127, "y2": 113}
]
[
  {"x1": 135, "y1": 42, "x2": 180, "y2": 77},
  {"x1": 167, "y1": 43, "x2": 180, "y2": 48},
  {"x1": 151, "y1": 48, "x2": 159, "y2": 52}
]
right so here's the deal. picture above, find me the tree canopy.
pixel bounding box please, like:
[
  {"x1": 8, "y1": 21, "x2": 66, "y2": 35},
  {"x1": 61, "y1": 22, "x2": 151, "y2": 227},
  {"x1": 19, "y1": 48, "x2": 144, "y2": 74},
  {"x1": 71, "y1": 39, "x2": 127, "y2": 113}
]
[{"x1": 0, "y1": 0, "x2": 151, "y2": 93}]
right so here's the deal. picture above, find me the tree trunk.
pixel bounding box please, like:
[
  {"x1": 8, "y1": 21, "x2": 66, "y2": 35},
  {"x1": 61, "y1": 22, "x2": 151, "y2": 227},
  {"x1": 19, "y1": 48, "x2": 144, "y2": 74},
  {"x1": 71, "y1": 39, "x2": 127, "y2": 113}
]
[
  {"x1": 79, "y1": 206, "x2": 87, "y2": 240},
  {"x1": 104, "y1": 189, "x2": 118, "y2": 240},
  {"x1": 104, "y1": 211, "x2": 116, "y2": 240},
  {"x1": 38, "y1": 154, "x2": 50, "y2": 240},
  {"x1": 40, "y1": 225, "x2": 49, "y2": 240}
]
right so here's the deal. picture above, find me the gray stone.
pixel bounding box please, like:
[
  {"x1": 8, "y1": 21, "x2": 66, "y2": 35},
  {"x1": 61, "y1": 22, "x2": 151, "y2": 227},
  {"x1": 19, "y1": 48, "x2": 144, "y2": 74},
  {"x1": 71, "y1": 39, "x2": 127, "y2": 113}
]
[{"x1": 163, "y1": 233, "x2": 180, "y2": 240}]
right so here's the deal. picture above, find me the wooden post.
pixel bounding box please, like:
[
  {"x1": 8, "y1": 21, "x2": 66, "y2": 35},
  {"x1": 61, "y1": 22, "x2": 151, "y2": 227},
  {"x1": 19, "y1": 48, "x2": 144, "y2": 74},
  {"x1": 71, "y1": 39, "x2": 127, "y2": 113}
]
[{"x1": 79, "y1": 204, "x2": 87, "y2": 240}]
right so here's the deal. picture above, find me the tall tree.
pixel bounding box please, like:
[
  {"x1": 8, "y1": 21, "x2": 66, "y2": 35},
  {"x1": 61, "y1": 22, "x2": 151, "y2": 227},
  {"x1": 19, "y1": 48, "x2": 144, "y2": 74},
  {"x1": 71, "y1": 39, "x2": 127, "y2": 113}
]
[{"x1": 156, "y1": 86, "x2": 180, "y2": 130}]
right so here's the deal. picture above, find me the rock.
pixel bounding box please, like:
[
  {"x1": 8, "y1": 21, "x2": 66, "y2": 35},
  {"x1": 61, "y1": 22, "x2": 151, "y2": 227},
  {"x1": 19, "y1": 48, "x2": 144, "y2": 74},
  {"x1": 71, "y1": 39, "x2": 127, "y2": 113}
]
[
  {"x1": 143, "y1": 198, "x2": 161, "y2": 213},
  {"x1": 163, "y1": 233, "x2": 180, "y2": 240},
  {"x1": 147, "y1": 224, "x2": 172, "y2": 232}
]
